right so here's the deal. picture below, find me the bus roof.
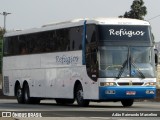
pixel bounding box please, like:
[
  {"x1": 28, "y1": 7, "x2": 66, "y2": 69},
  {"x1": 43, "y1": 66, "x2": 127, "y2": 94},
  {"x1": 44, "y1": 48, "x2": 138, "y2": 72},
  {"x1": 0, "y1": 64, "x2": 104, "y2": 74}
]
[{"x1": 4, "y1": 18, "x2": 150, "y2": 37}]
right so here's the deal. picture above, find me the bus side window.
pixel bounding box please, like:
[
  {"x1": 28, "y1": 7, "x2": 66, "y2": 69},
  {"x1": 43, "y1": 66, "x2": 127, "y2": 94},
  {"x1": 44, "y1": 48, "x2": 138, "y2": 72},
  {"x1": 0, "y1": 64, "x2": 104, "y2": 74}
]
[
  {"x1": 154, "y1": 49, "x2": 158, "y2": 67},
  {"x1": 86, "y1": 46, "x2": 98, "y2": 81},
  {"x1": 21, "y1": 47, "x2": 28, "y2": 54}
]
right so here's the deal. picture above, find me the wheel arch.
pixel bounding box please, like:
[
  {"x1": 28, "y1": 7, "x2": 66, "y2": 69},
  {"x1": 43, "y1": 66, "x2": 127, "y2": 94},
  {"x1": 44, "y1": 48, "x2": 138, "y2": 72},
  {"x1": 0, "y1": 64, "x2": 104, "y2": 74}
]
[
  {"x1": 22, "y1": 80, "x2": 29, "y2": 89},
  {"x1": 73, "y1": 80, "x2": 82, "y2": 98},
  {"x1": 14, "y1": 80, "x2": 21, "y2": 96},
  {"x1": 14, "y1": 80, "x2": 29, "y2": 96}
]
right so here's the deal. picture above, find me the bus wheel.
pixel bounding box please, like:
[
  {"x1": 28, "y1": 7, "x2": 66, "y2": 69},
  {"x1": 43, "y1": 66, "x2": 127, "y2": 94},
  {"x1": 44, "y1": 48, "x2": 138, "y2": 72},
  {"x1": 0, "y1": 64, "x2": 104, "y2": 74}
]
[
  {"x1": 16, "y1": 85, "x2": 24, "y2": 104},
  {"x1": 24, "y1": 83, "x2": 32, "y2": 104},
  {"x1": 76, "y1": 84, "x2": 89, "y2": 107},
  {"x1": 121, "y1": 99, "x2": 134, "y2": 107}
]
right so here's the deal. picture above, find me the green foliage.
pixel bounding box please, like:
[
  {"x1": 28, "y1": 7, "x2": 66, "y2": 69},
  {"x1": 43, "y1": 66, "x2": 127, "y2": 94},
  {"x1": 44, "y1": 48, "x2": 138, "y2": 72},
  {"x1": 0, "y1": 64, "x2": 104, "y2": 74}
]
[
  {"x1": 120, "y1": 0, "x2": 147, "y2": 20},
  {"x1": 119, "y1": 0, "x2": 155, "y2": 43}
]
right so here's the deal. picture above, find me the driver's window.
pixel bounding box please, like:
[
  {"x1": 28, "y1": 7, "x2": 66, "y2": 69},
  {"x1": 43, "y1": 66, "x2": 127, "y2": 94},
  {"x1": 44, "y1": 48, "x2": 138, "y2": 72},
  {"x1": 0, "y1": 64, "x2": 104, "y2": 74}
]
[{"x1": 86, "y1": 46, "x2": 98, "y2": 81}]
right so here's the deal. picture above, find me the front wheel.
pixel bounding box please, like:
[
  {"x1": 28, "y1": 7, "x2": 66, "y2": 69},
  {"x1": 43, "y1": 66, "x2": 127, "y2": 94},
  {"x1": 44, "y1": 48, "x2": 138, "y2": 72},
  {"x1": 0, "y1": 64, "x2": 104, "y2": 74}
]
[
  {"x1": 75, "y1": 84, "x2": 89, "y2": 107},
  {"x1": 121, "y1": 99, "x2": 134, "y2": 107}
]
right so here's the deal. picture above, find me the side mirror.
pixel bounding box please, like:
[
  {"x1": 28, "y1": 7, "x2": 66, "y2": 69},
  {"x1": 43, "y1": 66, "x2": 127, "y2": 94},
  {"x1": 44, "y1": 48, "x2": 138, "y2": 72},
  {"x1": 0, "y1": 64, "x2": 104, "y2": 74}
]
[{"x1": 154, "y1": 49, "x2": 159, "y2": 67}]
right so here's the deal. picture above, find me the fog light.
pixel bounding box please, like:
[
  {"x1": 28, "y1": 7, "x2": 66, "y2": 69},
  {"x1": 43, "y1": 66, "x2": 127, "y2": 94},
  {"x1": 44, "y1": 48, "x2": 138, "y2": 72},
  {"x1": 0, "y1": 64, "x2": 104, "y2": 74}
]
[
  {"x1": 146, "y1": 90, "x2": 155, "y2": 94},
  {"x1": 105, "y1": 90, "x2": 116, "y2": 94}
]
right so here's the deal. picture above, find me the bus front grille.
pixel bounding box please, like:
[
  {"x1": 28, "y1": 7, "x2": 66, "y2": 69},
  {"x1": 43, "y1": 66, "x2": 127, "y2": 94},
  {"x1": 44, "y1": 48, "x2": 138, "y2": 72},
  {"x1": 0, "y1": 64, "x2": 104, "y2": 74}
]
[{"x1": 118, "y1": 82, "x2": 144, "y2": 86}]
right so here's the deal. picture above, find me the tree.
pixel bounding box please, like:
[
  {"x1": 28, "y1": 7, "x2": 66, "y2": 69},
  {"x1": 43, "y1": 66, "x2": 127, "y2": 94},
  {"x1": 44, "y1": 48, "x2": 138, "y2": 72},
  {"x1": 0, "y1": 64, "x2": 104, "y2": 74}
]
[{"x1": 120, "y1": 0, "x2": 147, "y2": 20}]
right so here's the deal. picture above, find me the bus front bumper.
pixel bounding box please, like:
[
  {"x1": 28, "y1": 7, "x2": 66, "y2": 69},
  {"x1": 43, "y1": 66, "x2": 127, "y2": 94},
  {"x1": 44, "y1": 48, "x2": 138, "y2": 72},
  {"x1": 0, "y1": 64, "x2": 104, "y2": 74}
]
[{"x1": 99, "y1": 86, "x2": 156, "y2": 100}]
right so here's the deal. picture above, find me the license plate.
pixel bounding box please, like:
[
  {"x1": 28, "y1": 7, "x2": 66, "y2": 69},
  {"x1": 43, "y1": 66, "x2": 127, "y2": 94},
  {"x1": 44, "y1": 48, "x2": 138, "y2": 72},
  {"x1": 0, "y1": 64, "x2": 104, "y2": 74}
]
[{"x1": 126, "y1": 91, "x2": 136, "y2": 95}]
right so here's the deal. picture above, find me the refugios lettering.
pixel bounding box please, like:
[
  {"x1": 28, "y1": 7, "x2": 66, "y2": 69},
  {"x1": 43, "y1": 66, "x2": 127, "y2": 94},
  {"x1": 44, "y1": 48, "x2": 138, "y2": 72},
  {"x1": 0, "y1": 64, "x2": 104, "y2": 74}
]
[
  {"x1": 109, "y1": 29, "x2": 145, "y2": 37},
  {"x1": 56, "y1": 55, "x2": 79, "y2": 65}
]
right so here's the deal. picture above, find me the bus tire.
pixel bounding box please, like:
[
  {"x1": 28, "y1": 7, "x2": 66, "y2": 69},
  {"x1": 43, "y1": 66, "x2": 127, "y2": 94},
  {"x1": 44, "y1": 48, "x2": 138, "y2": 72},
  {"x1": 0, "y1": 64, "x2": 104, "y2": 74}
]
[
  {"x1": 24, "y1": 83, "x2": 33, "y2": 104},
  {"x1": 15, "y1": 84, "x2": 24, "y2": 104},
  {"x1": 121, "y1": 99, "x2": 134, "y2": 107},
  {"x1": 76, "y1": 84, "x2": 89, "y2": 107}
]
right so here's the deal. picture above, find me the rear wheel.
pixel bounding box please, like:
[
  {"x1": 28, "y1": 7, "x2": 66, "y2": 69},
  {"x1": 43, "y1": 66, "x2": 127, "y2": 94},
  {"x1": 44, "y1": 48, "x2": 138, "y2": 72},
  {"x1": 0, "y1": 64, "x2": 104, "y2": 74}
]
[
  {"x1": 121, "y1": 99, "x2": 134, "y2": 107},
  {"x1": 24, "y1": 83, "x2": 32, "y2": 104},
  {"x1": 23, "y1": 83, "x2": 40, "y2": 104},
  {"x1": 75, "y1": 84, "x2": 89, "y2": 107},
  {"x1": 15, "y1": 85, "x2": 24, "y2": 104}
]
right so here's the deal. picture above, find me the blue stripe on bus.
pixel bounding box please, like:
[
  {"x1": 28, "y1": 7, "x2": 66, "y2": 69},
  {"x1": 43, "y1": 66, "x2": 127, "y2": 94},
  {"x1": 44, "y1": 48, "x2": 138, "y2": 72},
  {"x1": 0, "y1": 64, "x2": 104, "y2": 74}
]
[
  {"x1": 99, "y1": 86, "x2": 156, "y2": 100},
  {"x1": 82, "y1": 20, "x2": 87, "y2": 65}
]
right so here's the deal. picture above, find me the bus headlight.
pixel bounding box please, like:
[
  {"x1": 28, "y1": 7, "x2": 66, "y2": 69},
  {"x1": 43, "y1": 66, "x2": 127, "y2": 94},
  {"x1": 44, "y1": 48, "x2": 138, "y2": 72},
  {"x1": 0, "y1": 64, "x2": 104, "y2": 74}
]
[
  {"x1": 100, "y1": 82, "x2": 117, "y2": 86},
  {"x1": 144, "y1": 82, "x2": 156, "y2": 86}
]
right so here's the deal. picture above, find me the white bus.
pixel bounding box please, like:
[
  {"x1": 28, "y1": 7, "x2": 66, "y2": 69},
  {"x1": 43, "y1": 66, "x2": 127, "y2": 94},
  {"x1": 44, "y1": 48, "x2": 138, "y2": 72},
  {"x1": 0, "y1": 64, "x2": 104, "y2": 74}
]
[{"x1": 2, "y1": 18, "x2": 156, "y2": 107}]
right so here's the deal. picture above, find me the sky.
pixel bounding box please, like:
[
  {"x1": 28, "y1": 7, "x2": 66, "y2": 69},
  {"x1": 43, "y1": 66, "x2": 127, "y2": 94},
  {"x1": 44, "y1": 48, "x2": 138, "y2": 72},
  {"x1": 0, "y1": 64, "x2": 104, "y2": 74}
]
[{"x1": 0, "y1": 0, "x2": 160, "y2": 42}]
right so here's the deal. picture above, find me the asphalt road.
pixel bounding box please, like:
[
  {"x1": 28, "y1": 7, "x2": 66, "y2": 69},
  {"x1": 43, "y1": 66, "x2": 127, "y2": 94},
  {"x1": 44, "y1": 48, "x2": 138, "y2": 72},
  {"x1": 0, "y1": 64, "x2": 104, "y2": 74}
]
[{"x1": 0, "y1": 99, "x2": 160, "y2": 120}]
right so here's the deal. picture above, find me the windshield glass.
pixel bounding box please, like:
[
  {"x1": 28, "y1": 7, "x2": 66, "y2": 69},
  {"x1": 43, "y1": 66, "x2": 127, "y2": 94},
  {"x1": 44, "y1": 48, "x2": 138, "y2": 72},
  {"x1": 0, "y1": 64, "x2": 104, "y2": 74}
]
[{"x1": 99, "y1": 46, "x2": 155, "y2": 78}]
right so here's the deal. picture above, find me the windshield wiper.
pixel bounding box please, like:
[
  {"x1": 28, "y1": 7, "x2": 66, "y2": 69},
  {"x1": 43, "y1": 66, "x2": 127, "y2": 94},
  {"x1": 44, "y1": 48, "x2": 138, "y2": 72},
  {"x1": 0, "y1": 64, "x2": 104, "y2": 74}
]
[
  {"x1": 116, "y1": 59, "x2": 128, "y2": 79},
  {"x1": 116, "y1": 48, "x2": 130, "y2": 79},
  {"x1": 116, "y1": 48, "x2": 145, "y2": 79},
  {"x1": 116, "y1": 57, "x2": 146, "y2": 79},
  {"x1": 131, "y1": 59, "x2": 145, "y2": 79}
]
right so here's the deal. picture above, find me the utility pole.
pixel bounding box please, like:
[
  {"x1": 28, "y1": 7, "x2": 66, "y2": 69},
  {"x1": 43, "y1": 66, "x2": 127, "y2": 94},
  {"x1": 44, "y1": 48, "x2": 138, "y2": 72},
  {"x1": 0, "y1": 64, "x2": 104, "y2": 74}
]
[
  {"x1": 0, "y1": 12, "x2": 11, "y2": 32},
  {"x1": 0, "y1": 12, "x2": 11, "y2": 74}
]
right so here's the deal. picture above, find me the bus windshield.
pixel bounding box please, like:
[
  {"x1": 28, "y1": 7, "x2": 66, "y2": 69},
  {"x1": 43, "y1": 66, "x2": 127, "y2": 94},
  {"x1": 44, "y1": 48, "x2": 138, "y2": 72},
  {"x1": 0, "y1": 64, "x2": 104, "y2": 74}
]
[{"x1": 99, "y1": 46, "x2": 155, "y2": 78}]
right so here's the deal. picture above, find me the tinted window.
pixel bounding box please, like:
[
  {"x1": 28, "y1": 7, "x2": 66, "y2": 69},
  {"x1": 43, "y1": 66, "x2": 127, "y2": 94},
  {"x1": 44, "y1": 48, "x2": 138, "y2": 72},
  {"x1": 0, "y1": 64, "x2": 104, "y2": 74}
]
[
  {"x1": 3, "y1": 26, "x2": 84, "y2": 56},
  {"x1": 56, "y1": 29, "x2": 70, "y2": 51},
  {"x1": 70, "y1": 27, "x2": 82, "y2": 51},
  {"x1": 4, "y1": 37, "x2": 19, "y2": 55},
  {"x1": 86, "y1": 24, "x2": 96, "y2": 44}
]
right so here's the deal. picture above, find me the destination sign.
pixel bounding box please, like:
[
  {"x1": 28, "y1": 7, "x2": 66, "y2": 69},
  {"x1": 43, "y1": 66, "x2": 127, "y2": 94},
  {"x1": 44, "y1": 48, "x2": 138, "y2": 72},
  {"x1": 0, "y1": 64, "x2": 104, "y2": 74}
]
[
  {"x1": 98, "y1": 25, "x2": 150, "y2": 41},
  {"x1": 109, "y1": 29, "x2": 145, "y2": 37}
]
